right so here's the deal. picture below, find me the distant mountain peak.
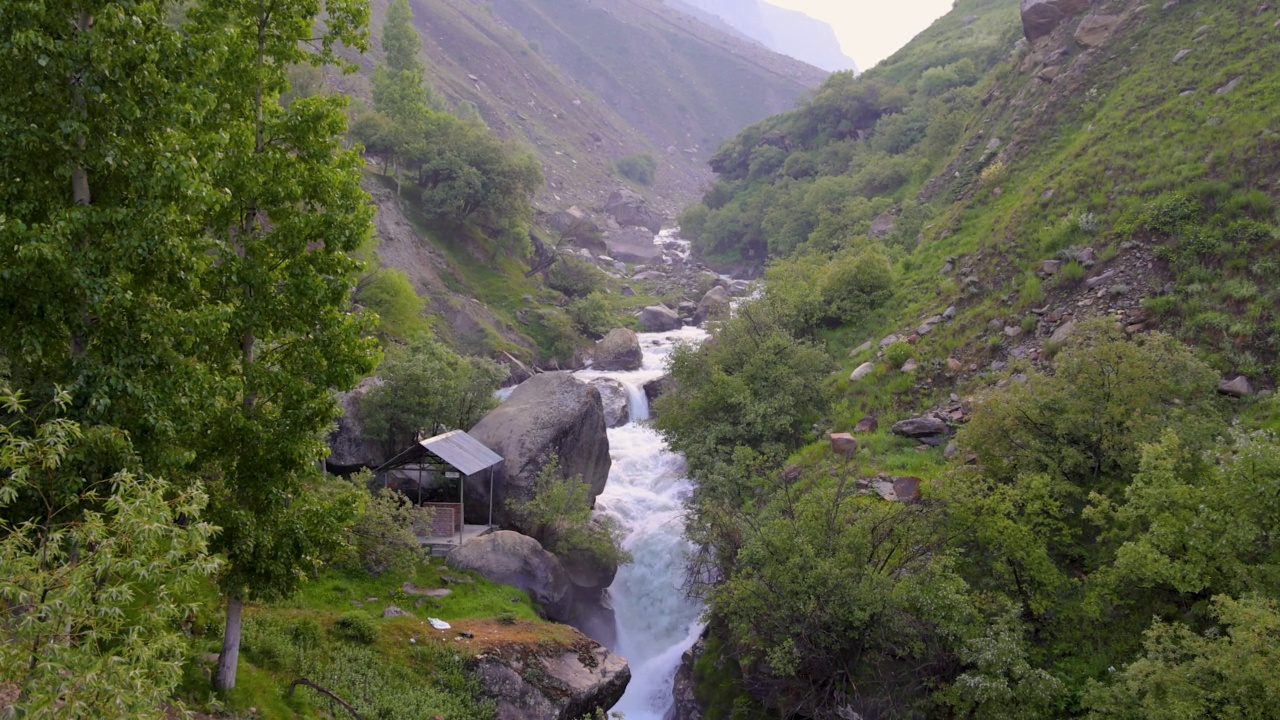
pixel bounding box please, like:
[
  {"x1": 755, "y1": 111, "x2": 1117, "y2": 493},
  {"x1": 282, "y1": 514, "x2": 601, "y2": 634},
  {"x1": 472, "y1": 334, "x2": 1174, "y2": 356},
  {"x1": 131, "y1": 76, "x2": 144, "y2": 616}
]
[{"x1": 665, "y1": 0, "x2": 858, "y2": 73}]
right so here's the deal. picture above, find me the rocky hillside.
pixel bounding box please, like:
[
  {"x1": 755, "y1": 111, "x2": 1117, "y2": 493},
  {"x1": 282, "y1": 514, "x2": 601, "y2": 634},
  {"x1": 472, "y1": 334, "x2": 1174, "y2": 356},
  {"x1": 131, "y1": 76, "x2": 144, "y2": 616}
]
[{"x1": 333, "y1": 0, "x2": 828, "y2": 215}]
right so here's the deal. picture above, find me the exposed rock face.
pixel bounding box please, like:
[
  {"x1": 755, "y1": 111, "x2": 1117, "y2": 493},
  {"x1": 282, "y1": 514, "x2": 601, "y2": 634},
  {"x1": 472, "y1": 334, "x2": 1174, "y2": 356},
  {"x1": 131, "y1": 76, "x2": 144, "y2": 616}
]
[
  {"x1": 469, "y1": 373, "x2": 611, "y2": 526},
  {"x1": 475, "y1": 637, "x2": 630, "y2": 720},
  {"x1": 643, "y1": 375, "x2": 677, "y2": 415},
  {"x1": 446, "y1": 531, "x2": 572, "y2": 619},
  {"x1": 327, "y1": 376, "x2": 385, "y2": 471},
  {"x1": 639, "y1": 305, "x2": 682, "y2": 332},
  {"x1": 665, "y1": 634, "x2": 706, "y2": 720},
  {"x1": 559, "y1": 524, "x2": 620, "y2": 593},
  {"x1": 606, "y1": 227, "x2": 664, "y2": 264},
  {"x1": 588, "y1": 378, "x2": 629, "y2": 428},
  {"x1": 1074, "y1": 13, "x2": 1122, "y2": 47},
  {"x1": 868, "y1": 211, "x2": 896, "y2": 239},
  {"x1": 1020, "y1": 0, "x2": 1091, "y2": 41},
  {"x1": 605, "y1": 188, "x2": 664, "y2": 234},
  {"x1": 594, "y1": 328, "x2": 643, "y2": 371},
  {"x1": 693, "y1": 286, "x2": 731, "y2": 325}
]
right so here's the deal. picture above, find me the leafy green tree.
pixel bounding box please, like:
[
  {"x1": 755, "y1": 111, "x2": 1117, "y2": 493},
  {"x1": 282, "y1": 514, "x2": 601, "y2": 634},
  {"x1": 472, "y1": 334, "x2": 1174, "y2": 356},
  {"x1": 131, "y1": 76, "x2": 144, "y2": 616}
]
[
  {"x1": 0, "y1": 388, "x2": 219, "y2": 718},
  {"x1": 360, "y1": 337, "x2": 507, "y2": 453},
  {"x1": 381, "y1": 0, "x2": 421, "y2": 74},
  {"x1": 186, "y1": 0, "x2": 378, "y2": 691},
  {"x1": 568, "y1": 292, "x2": 619, "y2": 338},
  {"x1": 332, "y1": 471, "x2": 430, "y2": 576},
  {"x1": 1083, "y1": 595, "x2": 1280, "y2": 719}
]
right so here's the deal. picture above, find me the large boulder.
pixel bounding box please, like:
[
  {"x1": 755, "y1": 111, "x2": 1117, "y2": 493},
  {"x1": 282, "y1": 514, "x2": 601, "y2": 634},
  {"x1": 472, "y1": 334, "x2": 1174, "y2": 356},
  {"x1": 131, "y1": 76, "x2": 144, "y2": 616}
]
[
  {"x1": 638, "y1": 305, "x2": 682, "y2": 332},
  {"x1": 446, "y1": 531, "x2": 573, "y2": 619},
  {"x1": 1020, "y1": 0, "x2": 1091, "y2": 41},
  {"x1": 468, "y1": 373, "x2": 611, "y2": 526},
  {"x1": 891, "y1": 416, "x2": 948, "y2": 438},
  {"x1": 605, "y1": 188, "x2": 664, "y2": 234},
  {"x1": 475, "y1": 634, "x2": 630, "y2": 720},
  {"x1": 588, "y1": 377, "x2": 630, "y2": 428},
  {"x1": 1074, "y1": 13, "x2": 1122, "y2": 47},
  {"x1": 643, "y1": 375, "x2": 677, "y2": 416},
  {"x1": 605, "y1": 227, "x2": 663, "y2": 264},
  {"x1": 593, "y1": 328, "x2": 643, "y2": 371},
  {"x1": 692, "y1": 286, "x2": 731, "y2": 326},
  {"x1": 326, "y1": 376, "x2": 385, "y2": 472}
]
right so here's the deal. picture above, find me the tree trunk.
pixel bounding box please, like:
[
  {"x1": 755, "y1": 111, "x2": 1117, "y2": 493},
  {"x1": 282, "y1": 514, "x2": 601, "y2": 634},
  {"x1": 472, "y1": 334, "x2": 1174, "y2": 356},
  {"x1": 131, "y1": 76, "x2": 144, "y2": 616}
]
[{"x1": 214, "y1": 594, "x2": 243, "y2": 691}]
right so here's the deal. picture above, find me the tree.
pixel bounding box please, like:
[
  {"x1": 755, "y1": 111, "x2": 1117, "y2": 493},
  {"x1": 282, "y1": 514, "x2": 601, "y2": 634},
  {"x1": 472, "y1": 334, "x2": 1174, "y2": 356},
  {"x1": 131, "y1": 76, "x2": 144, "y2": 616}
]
[
  {"x1": 360, "y1": 337, "x2": 507, "y2": 453},
  {"x1": 185, "y1": 0, "x2": 378, "y2": 691},
  {"x1": 1083, "y1": 595, "x2": 1280, "y2": 719},
  {"x1": 508, "y1": 455, "x2": 630, "y2": 570},
  {"x1": 0, "y1": 388, "x2": 219, "y2": 718}
]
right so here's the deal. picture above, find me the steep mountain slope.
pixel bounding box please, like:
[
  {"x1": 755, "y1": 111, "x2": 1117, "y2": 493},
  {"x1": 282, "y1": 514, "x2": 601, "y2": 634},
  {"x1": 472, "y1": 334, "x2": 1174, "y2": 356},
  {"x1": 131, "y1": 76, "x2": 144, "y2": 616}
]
[
  {"x1": 335, "y1": 0, "x2": 828, "y2": 214},
  {"x1": 669, "y1": 0, "x2": 858, "y2": 72}
]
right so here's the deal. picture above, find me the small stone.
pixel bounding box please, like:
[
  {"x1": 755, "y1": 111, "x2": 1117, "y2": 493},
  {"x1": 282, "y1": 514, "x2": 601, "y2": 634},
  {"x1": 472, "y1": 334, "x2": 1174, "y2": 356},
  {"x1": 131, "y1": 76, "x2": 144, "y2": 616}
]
[
  {"x1": 947, "y1": 357, "x2": 964, "y2": 371},
  {"x1": 1216, "y1": 77, "x2": 1242, "y2": 94},
  {"x1": 879, "y1": 333, "x2": 901, "y2": 348},
  {"x1": 1041, "y1": 259, "x2": 1062, "y2": 275},
  {"x1": 901, "y1": 358, "x2": 918, "y2": 373},
  {"x1": 383, "y1": 605, "x2": 411, "y2": 618},
  {"x1": 1050, "y1": 320, "x2": 1077, "y2": 344},
  {"x1": 891, "y1": 416, "x2": 947, "y2": 438},
  {"x1": 1085, "y1": 270, "x2": 1117, "y2": 289},
  {"x1": 854, "y1": 415, "x2": 878, "y2": 434},
  {"x1": 850, "y1": 340, "x2": 874, "y2": 356},
  {"x1": 1004, "y1": 325, "x2": 1025, "y2": 338},
  {"x1": 829, "y1": 433, "x2": 859, "y2": 456},
  {"x1": 893, "y1": 477, "x2": 922, "y2": 503},
  {"x1": 943, "y1": 305, "x2": 957, "y2": 319},
  {"x1": 944, "y1": 442, "x2": 959, "y2": 459},
  {"x1": 1172, "y1": 48, "x2": 1191, "y2": 63}
]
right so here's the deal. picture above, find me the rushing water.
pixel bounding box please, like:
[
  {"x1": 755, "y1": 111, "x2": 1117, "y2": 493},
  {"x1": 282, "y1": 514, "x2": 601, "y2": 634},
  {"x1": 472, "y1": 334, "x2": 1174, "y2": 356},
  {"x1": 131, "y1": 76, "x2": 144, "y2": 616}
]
[{"x1": 575, "y1": 325, "x2": 708, "y2": 720}]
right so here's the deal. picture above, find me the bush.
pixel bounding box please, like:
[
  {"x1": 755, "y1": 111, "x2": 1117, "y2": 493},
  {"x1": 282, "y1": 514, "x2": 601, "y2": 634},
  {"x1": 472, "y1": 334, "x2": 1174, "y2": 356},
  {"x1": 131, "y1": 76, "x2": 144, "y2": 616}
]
[
  {"x1": 819, "y1": 247, "x2": 895, "y2": 325},
  {"x1": 507, "y1": 455, "x2": 631, "y2": 570},
  {"x1": 1021, "y1": 273, "x2": 1045, "y2": 306},
  {"x1": 615, "y1": 153, "x2": 657, "y2": 185},
  {"x1": 1142, "y1": 193, "x2": 1201, "y2": 235},
  {"x1": 1057, "y1": 259, "x2": 1086, "y2": 286},
  {"x1": 335, "y1": 475, "x2": 431, "y2": 576},
  {"x1": 546, "y1": 255, "x2": 605, "y2": 298},
  {"x1": 678, "y1": 203, "x2": 710, "y2": 241},
  {"x1": 568, "y1": 292, "x2": 619, "y2": 338},
  {"x1": 332, "y1": 612, "x2": 379, "y2": 645},
  {"x1": 884, "y1": 341, "x2": 914, "y2": 370}
]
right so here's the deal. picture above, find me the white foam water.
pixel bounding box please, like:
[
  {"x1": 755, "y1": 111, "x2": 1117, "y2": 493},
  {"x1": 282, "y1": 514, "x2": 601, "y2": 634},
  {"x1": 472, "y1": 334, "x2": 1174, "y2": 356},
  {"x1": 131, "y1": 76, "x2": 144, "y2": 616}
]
[{"x1": 575, "y1": 326, "x2": 708, "y2": 720}]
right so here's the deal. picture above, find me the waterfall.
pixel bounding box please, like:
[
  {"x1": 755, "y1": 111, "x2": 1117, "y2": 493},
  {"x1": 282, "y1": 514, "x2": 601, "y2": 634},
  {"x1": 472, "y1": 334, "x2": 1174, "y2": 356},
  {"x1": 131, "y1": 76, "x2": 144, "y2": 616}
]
[{"x1": 573, "y1": 326, "x2": 708, "y2": 720}]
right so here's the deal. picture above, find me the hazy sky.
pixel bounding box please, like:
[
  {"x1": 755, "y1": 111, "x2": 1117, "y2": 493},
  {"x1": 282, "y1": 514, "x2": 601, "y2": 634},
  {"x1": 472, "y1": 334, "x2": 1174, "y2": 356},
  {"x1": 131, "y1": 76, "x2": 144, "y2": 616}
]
[{"x1": 765, "y1": 0, "x2": 955, "y2": 70}]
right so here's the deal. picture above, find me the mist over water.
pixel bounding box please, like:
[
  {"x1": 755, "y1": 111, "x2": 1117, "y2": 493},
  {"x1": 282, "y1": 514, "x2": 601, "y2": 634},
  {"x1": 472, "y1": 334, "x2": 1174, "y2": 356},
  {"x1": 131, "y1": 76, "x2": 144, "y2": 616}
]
[{"x1": 575, "y1": 326, "x2": 708, "y2": 720}]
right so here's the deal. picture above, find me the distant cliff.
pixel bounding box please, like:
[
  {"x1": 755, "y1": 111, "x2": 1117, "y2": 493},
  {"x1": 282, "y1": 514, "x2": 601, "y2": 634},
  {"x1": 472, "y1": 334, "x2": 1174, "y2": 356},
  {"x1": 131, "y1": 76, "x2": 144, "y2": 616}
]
[{"x1": 666, "y1": 0, "x2": 858, "y2": 73}]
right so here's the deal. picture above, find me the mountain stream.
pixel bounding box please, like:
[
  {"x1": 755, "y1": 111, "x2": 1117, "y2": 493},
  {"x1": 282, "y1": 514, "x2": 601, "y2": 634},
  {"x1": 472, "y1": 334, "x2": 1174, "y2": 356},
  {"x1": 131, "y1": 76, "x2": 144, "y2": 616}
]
[{"x1": 574, "y1": 325, "x2": 708, "y2": 720}]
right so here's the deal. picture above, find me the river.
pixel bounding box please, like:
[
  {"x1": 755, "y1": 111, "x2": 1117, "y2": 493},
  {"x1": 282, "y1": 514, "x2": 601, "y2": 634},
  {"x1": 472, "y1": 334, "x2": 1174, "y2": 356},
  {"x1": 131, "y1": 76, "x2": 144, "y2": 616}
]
[{"x1": 574, "y1": 325, "x2": 708, "y2": 720}]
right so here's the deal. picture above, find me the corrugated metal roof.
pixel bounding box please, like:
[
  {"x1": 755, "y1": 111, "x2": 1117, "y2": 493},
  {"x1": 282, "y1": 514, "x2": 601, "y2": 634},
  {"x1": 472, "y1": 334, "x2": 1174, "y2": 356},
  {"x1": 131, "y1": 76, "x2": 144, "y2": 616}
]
[{"x1": 420, "y1": 430, "x2": 502, "y2": 476}]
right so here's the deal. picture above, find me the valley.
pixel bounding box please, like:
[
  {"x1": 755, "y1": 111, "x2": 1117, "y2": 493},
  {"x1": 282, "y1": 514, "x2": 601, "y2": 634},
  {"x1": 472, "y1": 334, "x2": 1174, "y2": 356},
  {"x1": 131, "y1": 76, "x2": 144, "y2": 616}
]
[{"x1": 4, "y1": 0, "x2": 1280, "y2": 718}]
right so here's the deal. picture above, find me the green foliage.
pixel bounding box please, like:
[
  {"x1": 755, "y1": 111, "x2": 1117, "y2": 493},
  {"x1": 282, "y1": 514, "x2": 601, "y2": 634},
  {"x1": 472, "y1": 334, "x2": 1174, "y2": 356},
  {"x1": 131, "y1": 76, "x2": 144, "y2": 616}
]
[
  {"x1": 360, "y1": 336, "x2": 506, "y2": 453},
  {"x1": 819, "y1": 247, "x2": 896, "y2": 325},
  {"x1": 240, "y1": 613, "x2": 496, "y2": 720},
  {"x1": 357, "y1": 267, "x2": 431, "y2": 341},
  {"x1": 1021, "y1": 274, "x2": 1046, "y2": 306},
  {"x1": 917, "y1": 58, "x2": 979, "y2": 97},
  {"x1": 0, "y1": 389, "x2": 219, "y2": 718},
  {"x1": 507, "y1": 455, "x2": 631, "y2": 570},
  {"x1": 332, "y1": 611, "x2": 379, "y2": 645},
  {"x1": 1057, "y1": 259, "x2": 1086, "y2": 286},
  {"x1": 678, "y1": 203, "x2": 711, "y2": 241},
  {"x1": 884, "y1": 341, "x2": 914, "y2": 369},
  {"x1": 1082, "y1": 595, "x2": 1280, "y2": 720},
  {"x1": 334, "y1": 472, "x2": 431, "y2": 577},
  {"x1": 568, "y1": 292, "x2": 620, "y2": 337},
  {"x1": 615, "y1": 152, "x2": 658, "y2": 185},
  {"x1": 546, "y1": 255, "x2": 606, "y2": 298}
]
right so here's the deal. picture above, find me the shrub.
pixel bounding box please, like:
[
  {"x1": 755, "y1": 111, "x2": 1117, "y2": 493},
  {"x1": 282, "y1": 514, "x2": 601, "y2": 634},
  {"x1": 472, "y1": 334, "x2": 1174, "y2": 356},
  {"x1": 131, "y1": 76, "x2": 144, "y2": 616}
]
[
  {"x1": 615, "y1": 153, "x2": 657, "y2": 185},
  {"x1": 884, "y1": 341, "x2": 914, "y2": 370},
  {"x1": 678, "y1": 203, "x2": 710, "y2": 241},
  {"x1": 1057, "y1": 259, "x2": 1086, "y2": 286},
  {"x1": 1021, "y1": 274, "x2": 1045, "y2": 306},
  {"x1": 568, "y1": 292, "x2": 618, "y2": 338},
  {"x1": 336, "y1": 478, "x2": 431, "y2": 576},
  {"x1": 507, "y1": 455, "x2": 631, "y2": 571},
  {"x1": 546, "y1": 255, "x2": 605, "y2": 298},
  {"x1": 357, "y1": 267, "x2": 430, "y2": 341},
  {"x1": 332, "y1": 612, "x2": 379, "y2": 645},
  {"x1": 819, "y1": 247, "x2": 895, "y2": 325},
  {"x1": 1142, "y1": 193, "x2": 1201, "y2": 235}
]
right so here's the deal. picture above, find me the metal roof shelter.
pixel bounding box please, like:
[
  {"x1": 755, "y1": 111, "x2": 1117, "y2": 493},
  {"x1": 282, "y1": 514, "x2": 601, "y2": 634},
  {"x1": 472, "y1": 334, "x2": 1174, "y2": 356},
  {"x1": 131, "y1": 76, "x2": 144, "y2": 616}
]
[{"x1": 373, "y1": 430, "x2": 502, "y2": 548}]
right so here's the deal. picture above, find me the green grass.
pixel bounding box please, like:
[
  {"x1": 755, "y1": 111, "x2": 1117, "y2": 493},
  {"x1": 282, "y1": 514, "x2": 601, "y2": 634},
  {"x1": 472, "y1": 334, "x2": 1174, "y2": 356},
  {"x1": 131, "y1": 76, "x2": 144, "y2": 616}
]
[{"x1": 286, "y1": 564, "x2": 539, "y2": 622}]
